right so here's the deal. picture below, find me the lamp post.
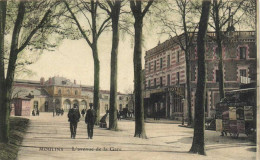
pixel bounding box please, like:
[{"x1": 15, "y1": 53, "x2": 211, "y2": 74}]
[
  {"x1": 182, "y1": 98, "x2": 185, "y2": 125},
  {"x1": 53, "y1": 99, "x2": 55, "y2": 117}
]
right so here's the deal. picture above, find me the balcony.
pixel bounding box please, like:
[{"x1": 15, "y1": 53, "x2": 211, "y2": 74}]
[{"x1": 240, "y1": 76, "x2": 251, "y2": 84}]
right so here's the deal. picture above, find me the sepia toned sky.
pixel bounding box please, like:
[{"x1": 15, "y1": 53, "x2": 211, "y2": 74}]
[{"x1": 22, "y1": 28, "x2": 165, "y2": 93}]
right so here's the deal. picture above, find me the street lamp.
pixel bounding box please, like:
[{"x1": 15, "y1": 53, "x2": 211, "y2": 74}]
[
  {"x1": 182, "y1": 98, "x2": 185, "y2": 125},
  {"x1": 53, "y1": 99, "x2": 55, "y2": 117}
]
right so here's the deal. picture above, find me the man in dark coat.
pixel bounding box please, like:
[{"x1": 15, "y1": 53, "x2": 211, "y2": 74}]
[
  {"x1": 68, "y1": 104, "x2": 81, "y2": 139},
  {"x1": 85, "y1": 105, "x2": 96, "y2": 139}
]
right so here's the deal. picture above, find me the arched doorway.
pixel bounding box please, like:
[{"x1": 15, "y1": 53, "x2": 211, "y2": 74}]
[
  {"x1": 63, "y1": 99, "x2": 71, "y2": 111},
  {"x1": 72, "y1": 99, "x2": 79, "y2": 108},
  {"x1": 80, "y1": 100, "x2": 87, "y2": 110},
  {"x1": 45, "y1": 101, "x2": 48, "y2": 112}
]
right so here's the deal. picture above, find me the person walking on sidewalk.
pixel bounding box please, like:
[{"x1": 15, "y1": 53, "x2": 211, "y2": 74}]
[
  {"x1": 68, "y1": 104, "x2": 81, "y2": 139},
  {"x1": 85, "y1": 105, "x2": 96, "y2": 139},
  {"x1": 81, "y1": 109, "x2": 86, "y2": 117}
]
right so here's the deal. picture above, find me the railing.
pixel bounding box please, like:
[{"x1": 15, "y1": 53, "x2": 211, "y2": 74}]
[{"x1": 240, "y1": 76, "x2": 251, "y2": 84}]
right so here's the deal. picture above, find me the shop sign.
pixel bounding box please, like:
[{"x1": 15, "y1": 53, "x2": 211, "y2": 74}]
[{"x1": 229, "y1": 107, "x2": 236, "y2": 120}]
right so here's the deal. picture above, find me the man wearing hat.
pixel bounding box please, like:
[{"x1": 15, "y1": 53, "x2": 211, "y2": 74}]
[
  {"x1": 85, "y1": 104, "x2": 96, "y2": 139},
  {"x1": 68, "y1": 104, "x2": 81, "y2": 139}
]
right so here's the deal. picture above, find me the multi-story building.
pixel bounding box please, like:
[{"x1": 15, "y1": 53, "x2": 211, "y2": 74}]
[
  {"x1": 144, "y1": 31, "x2": 256, "y2": 120},
  {"x1": 11, "y1": 76, "x2": 131, "y2": 116}
]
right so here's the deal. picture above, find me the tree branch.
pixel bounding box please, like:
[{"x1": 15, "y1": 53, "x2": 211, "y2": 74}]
[
  {"x1": 63, "y1": 0, "x2": 92, "y2": 47},
  {"x1": 142, "y1": 0, "x2": 154, "y2": 18},
  {"x1": 18, "y1": 9, "x2": 51, "y2": 53}
]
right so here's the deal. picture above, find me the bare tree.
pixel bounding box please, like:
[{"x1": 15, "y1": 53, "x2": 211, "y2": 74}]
[
  {"x1": 98, "y1": 0, "x2": 123, "y2": 130},
  {"x1": 209, "y1": 0, "x2": 245, "y2": 100},
  {"x1": 130, "y1": 0, "x2": 154, "y2": 138},
  {"x1": 157, "y1": 0, "x2": 200, "y2": 126},
  {"x1": 0, "y1": 0, "x2": 63, "y2": 143},
  {"x1": 189, "y1": 0, "x2": 211, "y2": 155},
  {"x1": 64, "y1": 0, "x2": 111, "y2": 124}
]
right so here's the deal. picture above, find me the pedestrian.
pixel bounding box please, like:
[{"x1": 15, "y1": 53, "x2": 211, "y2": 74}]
[
  {"x1": 117, "y1": 110, "x2": 121, "y2": 121},
  {"x1": 81, "y1": 109, "x2": 86, "y2": 117},
  {"x1": 36, "y1": 109, "x2": 39, "y2": 116},
  {"x1": 68, "y1": 104, "x2": 81, "y2": 139},
  {"x1": 32, "y1": 110, "x2": 35, "y2": 116},
  {"x1": 85, "y1": 105, "x2": 96, "y2": 139}
]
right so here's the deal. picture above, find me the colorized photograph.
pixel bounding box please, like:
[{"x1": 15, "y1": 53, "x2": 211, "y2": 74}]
[{"x1": 0, "y1": 0, "x2": 258, "y2": 160}]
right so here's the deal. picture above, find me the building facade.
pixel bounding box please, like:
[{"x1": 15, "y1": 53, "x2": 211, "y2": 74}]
[
  {"x1": 12, "y1": 76, "x2": 131, "y2": 116},
  {"x1": 144, "y1": 31, "x2": 256, "y2": 120}
]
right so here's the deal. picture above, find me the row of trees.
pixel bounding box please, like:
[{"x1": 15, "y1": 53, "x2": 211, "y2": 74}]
[{"x1": 0, "y1": 0, "x2": 256, "y2": 155}]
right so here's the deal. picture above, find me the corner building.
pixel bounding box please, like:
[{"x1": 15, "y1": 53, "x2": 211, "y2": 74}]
[{"x1": 144, "y1": 31, "x2": 256, "y2": 120}]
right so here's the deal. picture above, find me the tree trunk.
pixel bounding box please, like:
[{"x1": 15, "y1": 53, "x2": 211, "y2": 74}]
[
  {"x1": 189, "y1": 0, "x2": 211, "y2": 155},
  {"x1": 185, "y1": 49, "x2": 192, "y2": 126},
  {"x1": 133, "y1": 16, "x2": 147, "y2": 138},
  {"x1": 213, "y1": 0, "x2": 225, "y2": 100},
  {"x1": 0, "y1": 1, "x2": 26, "y2": 143},
  {"x1": 0, "y1": 0, "x2": 7, "y2": 143},
  {"x1": 93, "y1": 43, "x2": 100, "y2": 125},
  {"x1": 109, "y1": 1, "x2": 121, "y2": 131}
]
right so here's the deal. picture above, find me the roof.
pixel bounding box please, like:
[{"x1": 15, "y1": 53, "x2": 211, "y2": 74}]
[{"x1": 12, "y1": 87, "x2": 49, "y2": 99}]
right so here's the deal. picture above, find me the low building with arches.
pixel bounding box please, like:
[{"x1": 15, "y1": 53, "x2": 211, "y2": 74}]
[{"x1": 11, "y1": 76, "x2": 131, "y2": 116}]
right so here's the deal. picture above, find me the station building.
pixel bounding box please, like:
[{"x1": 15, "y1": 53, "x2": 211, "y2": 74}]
[{"x1": 11, "y1": 76, "x2": 131, "y2": 116}]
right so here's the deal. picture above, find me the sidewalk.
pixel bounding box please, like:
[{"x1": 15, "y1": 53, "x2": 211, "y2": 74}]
[
  {"x1": 125, "y1": 117, "x2": 182, "y2": 124},
  {"x1": 17, "y1": 113, "x2": 256, "y2": 160}
]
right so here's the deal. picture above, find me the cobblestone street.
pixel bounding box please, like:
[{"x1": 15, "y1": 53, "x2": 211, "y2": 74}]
[{"x1": 17, "y1": 113, "x2": 256, "y2": 160}]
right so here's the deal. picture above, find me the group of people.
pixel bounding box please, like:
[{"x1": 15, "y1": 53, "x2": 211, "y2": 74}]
[
  {"x1": 32, "y1": 109, "x2": 39, "y2": 116},
  {"x1": 68, "y1": 104, "x2": 96, "y2": 139},
  {"x1": 56, "y1": 108, "x2": 64, "y2": 116},
  {"x1": 81, "y1": 109, "x2": 86, "y2": 117}
]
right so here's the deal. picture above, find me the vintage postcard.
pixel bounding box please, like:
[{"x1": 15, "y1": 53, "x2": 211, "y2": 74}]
[{"x1": 0, "y1": 0, "x2": 259, "y2": 160}]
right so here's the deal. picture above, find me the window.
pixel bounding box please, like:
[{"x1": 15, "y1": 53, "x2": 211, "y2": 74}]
[
  {"x1": 154, "y1": 60, "x2": 156, "y2": 71},
  {"x1": 176, "y1": 72, "x2": 180, "y2": 84},
  {"x1": 240, "y1": 69, "x2": 246, "y2": 77},
  {"x1": 58, "y1": 89, "x2": 61, "y2": 95},
  {"x1": 148, "y1": 80, "x2": 151, "y2": 88},
  {"x1": 160, "y1": 77, "x2": 163, "y2": 87},
  {"x1": 67, "y1": 89, "x2": 70, "y2": 95},
  {"x1": 177, "y1": 51, "x2": 180, "y2": 62},
  {"x1": 105, "y1": 104, "x2": 109, "y2": 111},
  {"x1": 167, "y1": 74, "x2": 170, "y2": 86},
  {"x1": 34, "y1": 101, "x2": 38, "y2": 110},
  {"x1": 149, "y1": 62, "x2": 151, "y2": 72},
  {"x1": 216, "y1": 70, "x2": 220, "y2": 82},
  {"x1": 154, "y1": 78, "x2": 156, "y2": 87},
  {"x1": 160, "y1": 58, "x2": 163, "y2": 69},
  {"x1": 119, "y1": 96, "x2": 123, "y2": 100},
  {"x1": 75, "y1": 90, "x2": 78, "y2": 95},
  {"x1": 104, "y1": 95, "x2": 109, "y2": 99},
  {"x1": 239, "y1": 47, "x2": 246, "y2": 59},
  {"x1": 167, "y1": 55, "x2": 170, "y2": 67}
]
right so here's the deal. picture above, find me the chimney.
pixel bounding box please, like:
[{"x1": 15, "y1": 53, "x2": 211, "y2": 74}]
[
  {"x1": 49, "y1": 78, "x2": 52, "y2": 85},
  {"x1": 74, "y1": 80, "x2": 76, "y2": 84},
  {"x1": 40, "y1": 77, "x2": 45, "y2": 85}
]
